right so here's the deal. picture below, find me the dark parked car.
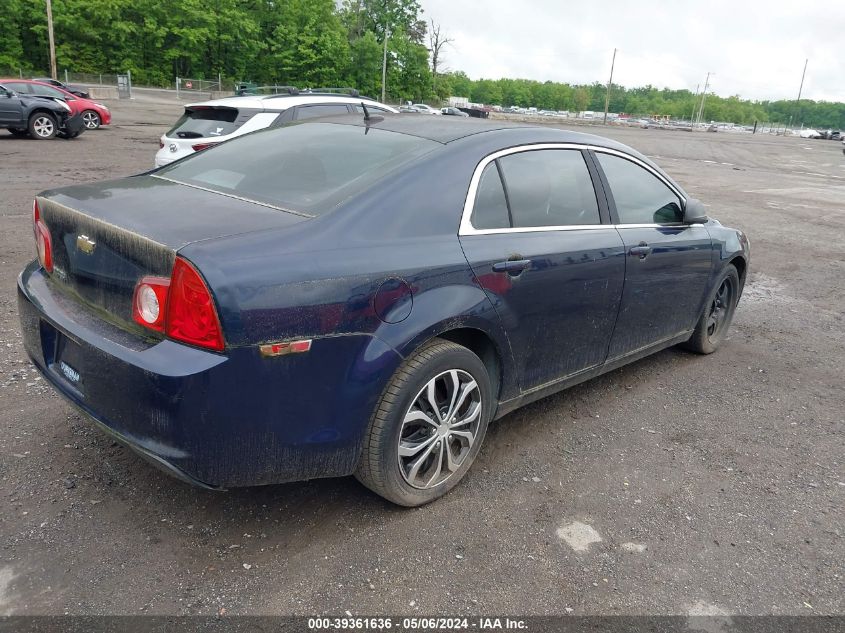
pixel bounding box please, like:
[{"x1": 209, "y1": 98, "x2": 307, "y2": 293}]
[
  {"x1": 18, "y1": 116, "x2": 750, "y2": 505},
  {"x1": 32, "y1": 77, "x2": 90, "y2": 98},
  {"x1": 2, "y1": 79, "x2": 111, "y2": 130},
  {"x1": 0, "y1": 82, "x2": 85, "y2": 139},
  {"x1": 442, "y1": 106, "x2": 470, "y2": 117}
]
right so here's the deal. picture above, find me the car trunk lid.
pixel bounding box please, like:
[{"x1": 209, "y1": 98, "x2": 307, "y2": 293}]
[{"x1": 36, "y1": 174, "x2": 309, "y2": 330}]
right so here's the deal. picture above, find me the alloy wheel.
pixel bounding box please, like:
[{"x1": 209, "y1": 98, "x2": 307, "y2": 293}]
[
  {"x1": 706, "y1": 277, "x2": 735, "y2": 339},
  {"x1": 398, "y1": 369, "x2": 482, "y2": 489},
  {"x1": 33, "y1": 117, "x2": 55, "y2": 138},
  {"x1": 83, "y1": 111, "x2": 100, "y2": 129}
]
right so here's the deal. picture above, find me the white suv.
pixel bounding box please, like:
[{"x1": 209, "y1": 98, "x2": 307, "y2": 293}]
[{"x1": 154, "y1": 89, "x2": 398, "y2": 167}]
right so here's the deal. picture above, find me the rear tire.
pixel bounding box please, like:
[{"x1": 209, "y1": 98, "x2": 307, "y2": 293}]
[
  {"x1": 28, "y1": 112, "x2": 58, "y2": 140},
  {"x1": 355, "y1": 338, "x2": 493, "y2": 506},
  {"x1": 682, "y1": 265, "x2": 740, "y2": 354}
]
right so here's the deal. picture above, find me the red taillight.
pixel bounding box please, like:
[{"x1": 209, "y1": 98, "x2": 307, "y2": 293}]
[
  {"x1": 131, "y1": 257, "x2": 224, "y2": 352},
  {"x1": 191, "y1": 142, "x2": 217, "y2": 152},
  {"x1": 32, "y1": 199, "x2": 53, "y2": 273},
  {"x1": 159, "y1": 139, "x2": 164, "y2": 149},
  {"x1": 167, "y1": 258, "x2": 224, "y2": 351}
]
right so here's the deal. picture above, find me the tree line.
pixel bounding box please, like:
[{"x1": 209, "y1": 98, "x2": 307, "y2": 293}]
[{"x1": 1, "y1": 0, "x2": 842, "y2": 129}]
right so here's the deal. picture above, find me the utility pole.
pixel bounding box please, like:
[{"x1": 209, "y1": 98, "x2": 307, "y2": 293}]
[
  {"x1": 603, "y1": 48, "x2": 617, "y2": 124},
  {"x1": 45, "y1": 0, "x2": 57, "y2": 80},
  {"x1": 689, "y1": 83, "x2": 699, "y2": 123},
  {"x1": 695, "y1": 72, "x2": 712, "y2": 127},
  {"x1": 794, "y1": 58, "x2": 808, "y2": 129},
  {"x1": 381, "y1": 0, "x2": 391, "y2": 104},
  {"x1": 381, "y1": 30, "x2": 388, "y2": 103}
]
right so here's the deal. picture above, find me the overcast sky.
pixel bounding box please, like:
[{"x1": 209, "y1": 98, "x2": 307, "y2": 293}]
[{"x1": 420, "y1": 0, "x2": 844, "y2": 103}]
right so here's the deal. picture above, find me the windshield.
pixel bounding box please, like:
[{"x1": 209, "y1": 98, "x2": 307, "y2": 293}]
[
  {"x1": 167, "y1": 107, "x2": 242, "y2": 139},
  {"x1": 156, "y1": 122, "x2": 440, "y2": 215}
]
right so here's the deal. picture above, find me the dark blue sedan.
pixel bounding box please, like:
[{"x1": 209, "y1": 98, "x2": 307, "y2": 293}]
[{"x1": 17, "y1": 115, "x2": 750, "y2": 505}]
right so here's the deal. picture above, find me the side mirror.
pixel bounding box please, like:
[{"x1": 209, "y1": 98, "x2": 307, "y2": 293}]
[{"x1": 683, "y1": 198, "x2": 708, "y2": 224}]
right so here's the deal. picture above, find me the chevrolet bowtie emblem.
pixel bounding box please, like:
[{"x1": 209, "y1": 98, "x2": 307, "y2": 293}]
[{"x1": 76, "y1": 234, "x2": 96, "y2": 254}]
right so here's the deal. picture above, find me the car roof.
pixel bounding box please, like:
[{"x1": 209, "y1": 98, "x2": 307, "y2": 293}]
[
  {"x1": 304, "y1": 114, "x2": 681, "y2": 191},
  {"x1": 185, "y1": 93, "x2": 397, "y2": 112},
  {"x1": 310, "y1": 113, "x2": 637, "y2": 148},
  {"x1": 1, "y1": 78, "x2": 76, "y2": 95}
]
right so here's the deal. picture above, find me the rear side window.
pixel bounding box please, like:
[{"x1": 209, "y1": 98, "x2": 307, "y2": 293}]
[
  {"x1": 471, "y1": 164, "x2": 510, "y2": 230},
  {"x1": 157, "y1": 122, "x2": 439, "y2": 215},
  {"x1": 497, "y1": 149, "x2": 600, "y2": 228},
  {"x1": 295, "y1": 104, "x2": 352, "y2": 120},
  {"x1": 167, "y1": 107, "x2": 242, "y2": 139},
  {"x1": 596, "y1": 153, "x2": 683, "y2": 224},
  {"x1": 353, "y1": 104, "x2": 391, "y2": 114}
]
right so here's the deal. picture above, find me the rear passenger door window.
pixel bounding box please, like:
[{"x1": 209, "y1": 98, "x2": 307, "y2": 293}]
[
  {"x1": 498, "y1": 150, "x2": 600, "y2": 228},
  {"x1": 595, "y1": 153, "x2": 683, "y2": 224},
  {"x1": 294, "y1": 104, "x2": 352, "y2": 120}
]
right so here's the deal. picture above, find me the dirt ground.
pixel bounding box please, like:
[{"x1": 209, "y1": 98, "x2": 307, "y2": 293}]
[{"x1": 0, "y1": 96, "x2": 843, "y2": 617}]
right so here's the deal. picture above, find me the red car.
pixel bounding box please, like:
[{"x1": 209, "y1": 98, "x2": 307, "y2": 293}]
[{"x1": 0, "y1": 79, "x2": 111, "y2": 130}]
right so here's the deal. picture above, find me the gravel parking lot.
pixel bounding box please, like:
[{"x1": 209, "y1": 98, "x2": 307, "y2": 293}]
[{"x1": 0, "y1": 97, "x2": 842, "y2": 617}]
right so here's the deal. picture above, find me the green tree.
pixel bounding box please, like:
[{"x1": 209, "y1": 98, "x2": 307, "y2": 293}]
[
  {"x1": 471, "y1": 79, "x2": 502, "y2": 105},
  {"x1": 0, "y1": 0, "x2": 25, "y2": 70},
  {"x1": 348, "y1": 31, "x2": 383, "y2": 98},
  {"x1": 266, "y1": 0, "x2": 350, "y2": 87}
]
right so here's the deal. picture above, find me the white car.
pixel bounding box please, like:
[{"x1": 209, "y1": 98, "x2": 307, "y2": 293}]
[
  {"x1": 154, "y1": 90, "x2": 398, "y2": 167},
  {"x1": 411, "y1": 103, "x2": 442, "y2": 115}
]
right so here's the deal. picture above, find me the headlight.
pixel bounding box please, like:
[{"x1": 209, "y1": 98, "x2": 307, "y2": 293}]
[
  {"x1": 55, "y1": 99, "x2": 71, "y2": 112},
  {"x1": 95, "y1": 103, "x2": 107, "y2": 110}
]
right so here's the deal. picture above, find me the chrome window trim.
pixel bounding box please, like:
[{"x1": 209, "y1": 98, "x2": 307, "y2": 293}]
[{"x1": 459, "y1": 143, "x2": 688, "y2": 236}]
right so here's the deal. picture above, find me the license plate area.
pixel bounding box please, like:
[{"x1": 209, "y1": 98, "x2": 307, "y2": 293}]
[{"x1": 41, "y1": 320, "x2": 85, "y2": 397}]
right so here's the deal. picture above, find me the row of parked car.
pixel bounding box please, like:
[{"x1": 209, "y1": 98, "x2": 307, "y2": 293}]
[
  {"x1": 0, "y1": 77, "x2": 111, "y2": 140},
  {"x1": 154, "y1": 89, "x2": 470, "y2": 166}
]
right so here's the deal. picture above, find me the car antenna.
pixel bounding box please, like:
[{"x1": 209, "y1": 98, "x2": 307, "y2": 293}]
[{"x1": 360, "y1": 101, "x2": 383, "y2": 133}]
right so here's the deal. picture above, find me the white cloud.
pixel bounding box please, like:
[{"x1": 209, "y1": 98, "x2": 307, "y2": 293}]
[{"x1": 421, "y1": 0, "x2": 845, "y2": 103}]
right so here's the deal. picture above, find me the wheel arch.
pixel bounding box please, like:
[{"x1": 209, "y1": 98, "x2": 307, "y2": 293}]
[
  {"x1": 28, "y1": 108, "x2": 58, "y2": 120},
  {"x1": 728, "y1": 255, "x2": 747, "y2": 289},
  {"x1": 436, "y1": 327, "x2": 503, "y2": 405}
]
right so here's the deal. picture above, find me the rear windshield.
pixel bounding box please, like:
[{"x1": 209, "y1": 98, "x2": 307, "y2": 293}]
[
  {"x1": 155, "y1": 122, "x2": 440, "y2": 215},
  {"x1": 167, "y1": 107, "x2": 242, "y2": 139}
]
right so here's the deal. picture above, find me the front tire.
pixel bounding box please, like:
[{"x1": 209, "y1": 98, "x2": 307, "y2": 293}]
[
  {"x1": 355, "y1": 338, "x2": 493, "y2": 506},
  {"x1": 82, "y1": 110, "x2": 101, "y2": 129},
  {"x1": 28, "y1": 112, "x2": 58, "y2": 139},
  {"x1": 682, "y1": 265, "x2": 740, "y2": 354}
]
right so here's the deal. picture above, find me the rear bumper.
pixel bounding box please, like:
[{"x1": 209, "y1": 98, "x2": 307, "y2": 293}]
[{"x1": 18, "y1": 261, "x2": 403, "y2": 488}]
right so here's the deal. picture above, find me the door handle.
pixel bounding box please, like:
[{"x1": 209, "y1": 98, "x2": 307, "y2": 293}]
[
  {"x1": 492, "y1": 259, "x2": 532, "y2": 275},
  {"x1": 628, "y1": 242, "x2": 652, "y2": 259}
]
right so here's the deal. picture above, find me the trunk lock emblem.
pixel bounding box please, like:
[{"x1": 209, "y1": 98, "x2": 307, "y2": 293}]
[
  {"x1": 169, "y1": 143, "x2": 178, "y2": 152},
  {"x1": 76, "y1": 234, "x2": 96, "y2": 254}
]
